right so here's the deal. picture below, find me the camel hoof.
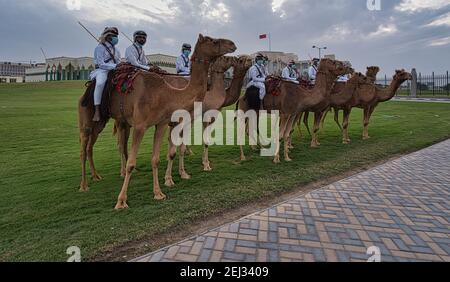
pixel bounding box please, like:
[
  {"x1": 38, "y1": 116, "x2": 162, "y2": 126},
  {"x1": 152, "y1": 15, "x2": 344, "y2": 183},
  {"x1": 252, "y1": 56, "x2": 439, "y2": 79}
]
[
  {"x1": 311, "y1": 143, "x2": 320, "y2": 149},
  {"x1": 79, "y1": 185, "x2": 89, "y2": 193},
  {"x1": 154, "y1": 192, "x2": 167, "y2": 201},
  {"x1": 180, "y1": 173, "x2": 191, "y2": 180},
  {"x1": 92, "y1": 173, "x2": 103, "y2": 182},
  {"x1": 285, "y1": 157, "x2": 293, "y2": 162},
  {"x1": 165, "y1": 178, "x2": 175, "y2": 187},
  {"x1": 115, "y1": 201, "x2": 129, "y2": 210},
  {"x1": 273, "y1": 157, "x2": 281, "y2": 164},
  {"x1": 343, "y1": 140, "x2": 350, "y2": 145},
  {"x1": 363, "y1": 136, "x2": 370, "y2": 140},
  {"x1": 203, "y1": 164, "x2": 213, "y2": 172},
  {"x1": 240, "y1": 156, "x2": 247, "y2": 161}
]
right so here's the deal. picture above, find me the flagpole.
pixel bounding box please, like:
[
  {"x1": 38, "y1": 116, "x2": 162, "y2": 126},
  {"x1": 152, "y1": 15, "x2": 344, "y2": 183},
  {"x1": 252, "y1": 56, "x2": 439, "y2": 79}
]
[{"x1": 268, "y1": 33, "x2": 272, "y2": 51}]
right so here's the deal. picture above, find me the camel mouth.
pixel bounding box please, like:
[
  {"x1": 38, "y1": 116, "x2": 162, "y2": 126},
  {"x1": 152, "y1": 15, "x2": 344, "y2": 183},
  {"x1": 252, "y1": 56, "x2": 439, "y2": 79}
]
[{"x1": 228, "y1": 46, "x2": 237, "y2": 53}]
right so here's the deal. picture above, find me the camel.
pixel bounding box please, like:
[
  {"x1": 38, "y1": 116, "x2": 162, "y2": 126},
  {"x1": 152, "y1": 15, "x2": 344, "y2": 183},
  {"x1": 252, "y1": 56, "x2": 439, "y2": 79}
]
[
  {"x1": 300, "y1": 72, "x2": 372, "y2": 147},
  {"x1": 333, "y1": 69, "x2": 412, "y2": 144},
  {"x1": 78, "y1": 34, "x2": 236, "y2": 209},
  {"x1": 164, "y1": 55, "x2": 253, "y2": 186},
  {"x1": 237, "y1": 58, "x2": 353, "y2": 163}
]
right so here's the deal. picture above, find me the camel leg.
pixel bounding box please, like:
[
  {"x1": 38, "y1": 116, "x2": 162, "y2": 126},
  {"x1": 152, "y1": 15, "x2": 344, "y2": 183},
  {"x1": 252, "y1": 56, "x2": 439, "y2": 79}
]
[
  {"x1": 179, "y1": 143, "x2": 192, "y2": 180},
  {"x1": 116, "y1": 122, "x2": 130, "y2": 178},
  {"x1": 363, "y1": 106, "x2": 376, "y2": 140},
  {"x1": 342, "y1": 109, "x2": 352, "y2": 144},
  {"x1": 87, "y1": 128, "x2": 103, "y2": 182},
  {"x1": 164, "y1": 127, "x2": 177, "y2": 188},
  {"x1": 334, "y1": 109, "x2": 343, "y2": 132},
  {"x1": 310, "y1": 112, "x2": 322, "y2": 148},
  {"x1": 203, "y1": 122, "x2": 212, "y2": 171},
  {"x1": 115, "y1": 125, "x2": 147, "y2": 209},
  {"x1": 284, "y1": 115, "x2": 296, "y2": 162},
  {"x1": 79, "y1": 129, "x2": 90, "y2": 192},
  {"x1": 151, "y1": 125, "x2": 169, "y2": 200},
  {"x1": 273, "y1": 116, "x2": 284, "y2": 164},
  {"x1": 296, "y1": 112, "x2": 304, "y2": 141},
  {"x1": 320, "y1": 108, "x2": 329, "y2": 130}
]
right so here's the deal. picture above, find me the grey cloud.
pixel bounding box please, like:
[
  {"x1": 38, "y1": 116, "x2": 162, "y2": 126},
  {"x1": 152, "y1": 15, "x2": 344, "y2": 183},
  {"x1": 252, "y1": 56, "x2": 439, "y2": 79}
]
[{"x1": 0, "y1": 0, "x2": 449, "y2": 76}]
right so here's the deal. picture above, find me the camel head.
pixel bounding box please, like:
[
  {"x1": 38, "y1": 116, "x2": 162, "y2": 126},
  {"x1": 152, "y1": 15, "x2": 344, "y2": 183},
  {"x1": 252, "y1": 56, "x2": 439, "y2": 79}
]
[
  {"x1": 210, "y1": 56, "x2": 237, "y2": 73},
  {"x1": 393, "y1": 69, "x2": 412, "y2": 82},
  {"x1": 366, "y1": 66, "x2": 380, "y2": 78},
  {"x1": 349, "y1": 72, "x2": 371, "y2": 85},
  {"x1": 234, "y1": 55, "x2": 253, "y2": 74},
  {"x1": 319, "y1": 59, "x2": 354, "y2": 77},
  {"x1": 193, "y1": 34, "x2": 237, "y2": 61}
]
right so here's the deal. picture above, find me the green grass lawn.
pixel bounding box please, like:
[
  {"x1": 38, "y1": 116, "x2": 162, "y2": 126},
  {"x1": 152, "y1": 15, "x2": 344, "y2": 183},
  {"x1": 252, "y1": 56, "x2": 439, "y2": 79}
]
[{"x1": 1, "y1": 81, "x2": 450, "y2": 261}]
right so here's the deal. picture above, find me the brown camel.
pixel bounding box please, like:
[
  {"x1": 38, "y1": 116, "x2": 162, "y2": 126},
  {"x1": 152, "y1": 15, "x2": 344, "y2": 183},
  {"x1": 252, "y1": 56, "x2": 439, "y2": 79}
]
[
  {"x1": 237, "y1": 58, "x2": 353, "y2": 163},
  {"x1": 163, "y1": 55, "x2": 237, "y2": 187},
  {"x1": 78, "y1": 34, "x2": 236, "y2": 209},
  {"x1": 164, "y1": 55, "x2": 253, "y2": 186},
  {"x1": 334, "y1": 69, "x2": 412, "y2": 144},
  {"x1": 300, "y1": 72, "x2": 372, "y2": 147}
]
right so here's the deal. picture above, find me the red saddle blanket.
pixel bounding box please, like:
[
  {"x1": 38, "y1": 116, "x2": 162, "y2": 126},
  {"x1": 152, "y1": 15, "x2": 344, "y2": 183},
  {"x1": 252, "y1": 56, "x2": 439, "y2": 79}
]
[
  {"x1": 112, "y1": 63, "x2": 169, "y2": 96},
  {"x1": 266, "y1": 76, "x2": 283, "y2": 96}
]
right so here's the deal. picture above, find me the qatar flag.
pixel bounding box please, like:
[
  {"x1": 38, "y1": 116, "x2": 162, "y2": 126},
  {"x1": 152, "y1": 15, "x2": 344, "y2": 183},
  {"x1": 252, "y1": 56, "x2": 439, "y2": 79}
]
[{"x1": 259, "y1": 34, "x2": 267, "y2": 39}]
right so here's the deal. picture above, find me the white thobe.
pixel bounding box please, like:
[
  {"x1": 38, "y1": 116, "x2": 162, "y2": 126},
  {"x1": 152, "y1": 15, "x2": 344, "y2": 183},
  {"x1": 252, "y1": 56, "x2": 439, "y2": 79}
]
[
  {"x1": 90, "y1": 42, "x2": 121, "y2": 106},
  {"x1": 246, "y1": 64, "x2": 267, "y2": 100},
  {"x1": 125, "y1": 43, "x2": 150, "y2": 71},
  {"x1": 176, "y1": 54, "x2": 191, "y2": 75},
  {"x1": 282, "y1": 66, "x2": 299, "y2": 83},
  {"x1": 308, "y1": 65, "x2": 318, "y2": 84}
]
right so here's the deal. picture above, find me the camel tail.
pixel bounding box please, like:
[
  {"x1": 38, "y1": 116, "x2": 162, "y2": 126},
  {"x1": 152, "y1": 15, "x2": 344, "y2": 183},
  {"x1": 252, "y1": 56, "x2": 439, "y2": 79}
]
[
  {"x1": 303, "y1": 112, "x2": 312, "y2": 136},
  {"x1": 113, "y1": 123, "x2": 118, "y2": 137},
  {"x1": 334, "y1": 109, "x2": 343, "y2": 131}
]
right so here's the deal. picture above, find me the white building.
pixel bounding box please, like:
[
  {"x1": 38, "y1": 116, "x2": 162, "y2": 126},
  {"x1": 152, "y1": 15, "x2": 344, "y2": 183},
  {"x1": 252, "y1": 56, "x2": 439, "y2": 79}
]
[
  {"x1": 146, "y1": 53, "x2": 177, "y2": 74},
  {"x1": 0, "y1": 62, "x2": 33, "y2": 83},
  {"x1": 25, "y1": 54, "x2": 178, "y2": 82}
]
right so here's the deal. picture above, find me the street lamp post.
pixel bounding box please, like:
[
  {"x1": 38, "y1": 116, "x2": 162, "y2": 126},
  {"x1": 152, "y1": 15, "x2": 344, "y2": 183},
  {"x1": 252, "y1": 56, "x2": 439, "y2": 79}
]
[{"x1": 312, "y1": 45, "x2": 327, "y2": 59}]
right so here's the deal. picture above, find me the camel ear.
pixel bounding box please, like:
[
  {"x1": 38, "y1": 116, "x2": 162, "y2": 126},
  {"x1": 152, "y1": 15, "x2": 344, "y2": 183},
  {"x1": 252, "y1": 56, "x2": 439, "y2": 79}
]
[{"x1": 199, "y1": 34, "x2": 205, "y2": 42}]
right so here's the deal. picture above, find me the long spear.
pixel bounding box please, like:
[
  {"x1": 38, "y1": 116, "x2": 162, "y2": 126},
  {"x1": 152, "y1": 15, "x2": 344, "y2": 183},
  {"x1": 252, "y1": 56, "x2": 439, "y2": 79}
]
[
  {"x1": 120, "y1": 31, "x2": 134, "y2": 44},
  {"x1": 78, "y1": 21, "x2": 100, "y2": 43}
]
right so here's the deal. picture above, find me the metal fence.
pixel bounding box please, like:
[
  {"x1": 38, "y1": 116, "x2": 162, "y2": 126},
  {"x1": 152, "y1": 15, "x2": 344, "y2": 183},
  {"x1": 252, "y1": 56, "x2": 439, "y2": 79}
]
[{"x1": 375, "y1": 70, "x2": 450, "y2": 97}]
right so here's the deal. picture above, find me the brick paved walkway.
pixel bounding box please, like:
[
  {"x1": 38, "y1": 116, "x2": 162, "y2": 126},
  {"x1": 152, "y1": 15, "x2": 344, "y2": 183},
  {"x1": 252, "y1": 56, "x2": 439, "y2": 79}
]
[{"x1": 133, "y1": 140, "x2": 450, "y2": 262}]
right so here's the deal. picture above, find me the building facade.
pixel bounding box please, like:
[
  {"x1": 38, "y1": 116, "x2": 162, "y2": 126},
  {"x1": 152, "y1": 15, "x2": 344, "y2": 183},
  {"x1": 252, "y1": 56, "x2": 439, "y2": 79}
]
[
  {"x1": 25, "y1": 54, "x2": 178, "y2": 82},
  {"x1": 0, "y1": 62, "x2": 33, "y2": 83},
  {"x1": 146, "y1": 53, "x2": 177, "y2": 74}
]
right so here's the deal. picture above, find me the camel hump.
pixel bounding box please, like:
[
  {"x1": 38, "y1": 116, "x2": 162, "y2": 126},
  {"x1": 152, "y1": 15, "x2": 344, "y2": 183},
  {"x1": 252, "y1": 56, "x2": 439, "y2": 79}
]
[{"x1": 138, "y1": 71, "x2": 167, "y2": 88}]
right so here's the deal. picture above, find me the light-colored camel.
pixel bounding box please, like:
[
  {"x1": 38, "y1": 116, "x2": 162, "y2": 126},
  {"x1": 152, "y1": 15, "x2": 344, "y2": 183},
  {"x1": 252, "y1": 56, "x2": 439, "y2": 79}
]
[
  {"x1": 334, "y1": 69, "x2": 412, "y2": 144},
  {"x1": 237, "y1": 59, "x2": 353, "y2": 163},
  {"x1": 164, "y1": 55, "x2": 253, "y2": 186}
]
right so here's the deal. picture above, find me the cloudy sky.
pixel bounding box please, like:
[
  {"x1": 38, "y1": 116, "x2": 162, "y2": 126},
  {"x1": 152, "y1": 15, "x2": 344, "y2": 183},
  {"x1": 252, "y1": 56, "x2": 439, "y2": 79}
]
[{"x1": 0, "y1": 0, "x2": 449, "y2": 76}]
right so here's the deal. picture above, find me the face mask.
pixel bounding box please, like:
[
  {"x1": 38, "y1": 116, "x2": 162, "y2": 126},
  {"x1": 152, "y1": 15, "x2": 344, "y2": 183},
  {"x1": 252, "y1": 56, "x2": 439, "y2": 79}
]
[
  {"x1": 183, "y1": 50, "x2": 191, "y2": 57},
  {"x1": 291, "y1": 65, "x2": 297, "y2": 69},
  {"x1": 256, "y1": 60, "x2": 264, "y2": 66},
  {"x1": 110, "y1": 36, "x2": 119, "y2": 46}
]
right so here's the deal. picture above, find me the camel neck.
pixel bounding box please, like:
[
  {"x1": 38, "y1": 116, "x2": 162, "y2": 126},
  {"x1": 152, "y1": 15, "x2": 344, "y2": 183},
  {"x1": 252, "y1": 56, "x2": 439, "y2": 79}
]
[
  {"x1": 210, "y1": 71, "x2": 226, "y2": 95},
  {"x1": 224, "y1": 70, "x2": 246, "y2": 107},
  {"x1": 378, "y1": 78, "x2": 404, "y2": 102},
  {"x1": 314, "y1": 71, "x2": 335, "y2": 97},
  {"x1": 184, "y1": 57, "x2": 210, "y2": 102}
]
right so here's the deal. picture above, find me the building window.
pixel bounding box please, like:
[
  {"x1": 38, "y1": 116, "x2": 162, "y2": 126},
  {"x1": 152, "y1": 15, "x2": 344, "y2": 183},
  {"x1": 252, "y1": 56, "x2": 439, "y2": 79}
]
[
  {"x1": 10, "y1": 78, "x2": 17, "y2": 83},
  {"x1": 0, "y1": 78, "x2": 6, "y2": 83}
]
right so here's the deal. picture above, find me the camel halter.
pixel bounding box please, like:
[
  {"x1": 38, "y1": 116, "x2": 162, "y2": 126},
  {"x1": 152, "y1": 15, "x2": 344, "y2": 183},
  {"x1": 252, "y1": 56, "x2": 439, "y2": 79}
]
[{"x1": 191, "y1": 40, "x2": 223, "y2": 66}]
